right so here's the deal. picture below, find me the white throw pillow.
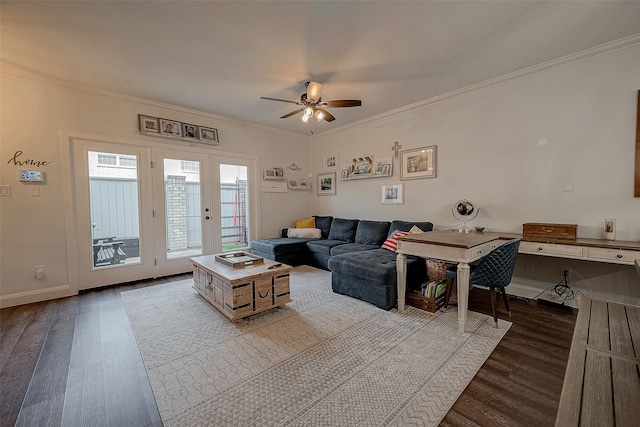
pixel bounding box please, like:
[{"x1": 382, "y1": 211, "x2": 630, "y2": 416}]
[{"x1": 287, "y1": 228, "x2": 322, "y2": 238}]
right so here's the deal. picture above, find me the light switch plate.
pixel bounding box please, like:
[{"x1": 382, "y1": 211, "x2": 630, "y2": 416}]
[{"x1": 0, "y1": 185, "x2": 10, "y2": 196}]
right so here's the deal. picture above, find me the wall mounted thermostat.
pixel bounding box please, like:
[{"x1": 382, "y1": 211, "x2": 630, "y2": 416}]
[{"x1": 19, "y1": 170, "x2": 43, "y2": 182}]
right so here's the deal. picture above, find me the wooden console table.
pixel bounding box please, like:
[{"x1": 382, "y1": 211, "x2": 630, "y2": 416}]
[{"x1": 555, "y1": 297, "x2": 640, "y2": 426}]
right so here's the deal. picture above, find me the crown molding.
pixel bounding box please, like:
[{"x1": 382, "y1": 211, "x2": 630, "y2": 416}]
[{"x1": 312, "y1": 33, "x2": 640, "y2": 140}]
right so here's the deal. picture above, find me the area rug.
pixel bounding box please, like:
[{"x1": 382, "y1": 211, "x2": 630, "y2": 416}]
[{"x1": 122, "y1": 265, "x2": 511, "y2": 426}]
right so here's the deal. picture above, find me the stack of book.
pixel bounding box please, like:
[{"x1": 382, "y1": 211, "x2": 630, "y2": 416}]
[{"x1": 420, "y1": 279, "x2": 448, "y2": 298}]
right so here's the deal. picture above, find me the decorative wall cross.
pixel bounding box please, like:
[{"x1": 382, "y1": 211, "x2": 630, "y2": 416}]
[{"x1": 391, "y1": 141, "x2": 402, "y2": 158}]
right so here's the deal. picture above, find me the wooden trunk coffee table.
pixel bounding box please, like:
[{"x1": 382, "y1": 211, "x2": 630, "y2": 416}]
[{"x1": 191, "y1": 253, "x2": 292, "y2": 322}]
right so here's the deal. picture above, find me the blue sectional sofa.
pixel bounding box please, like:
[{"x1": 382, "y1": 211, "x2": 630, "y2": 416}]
[{"x1": 250, "y1": 216, "x2": 433, "y2": 309}]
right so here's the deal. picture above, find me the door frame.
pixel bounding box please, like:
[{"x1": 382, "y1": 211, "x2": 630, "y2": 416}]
[{"x1": 61, "y1": 131, "x2": 260, "y2": 294}]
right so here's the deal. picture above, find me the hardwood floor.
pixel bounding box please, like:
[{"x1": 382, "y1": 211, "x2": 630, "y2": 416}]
[{"x1": 0, "y1": 274, "x2": 577, "y2": 426}]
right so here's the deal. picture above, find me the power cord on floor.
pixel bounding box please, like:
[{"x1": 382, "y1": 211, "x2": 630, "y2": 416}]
[{"x1": 533, "y1": 269, "x2": 589, "y2": 307}]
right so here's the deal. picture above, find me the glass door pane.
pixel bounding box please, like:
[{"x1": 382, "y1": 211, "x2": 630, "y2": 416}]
[
  {"x1": 163, "y1": 158, "x2": 204, "y2": 259},
  {"x1": 152, "y1": 149, "x2": 211, "y2": 277},
  {"x1": 88, "y1": 151, "x2": 141, "y2": 269},
  {"x1": 220, "y1": 164, "x2": 249, "y2": 251}
]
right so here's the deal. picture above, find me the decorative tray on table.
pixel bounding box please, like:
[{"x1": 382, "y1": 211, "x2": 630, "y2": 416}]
[{"x1": 215, "y1": 251, "x2": 265, "y2": 269}]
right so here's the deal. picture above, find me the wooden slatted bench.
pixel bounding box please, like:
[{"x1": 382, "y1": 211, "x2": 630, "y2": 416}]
[{"x1": 555, "y1": 297, "x2": 640, "y2": 426}]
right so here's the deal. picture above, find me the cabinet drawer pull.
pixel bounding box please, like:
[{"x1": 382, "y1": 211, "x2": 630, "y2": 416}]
[
  {"x1": 616, "y1": 254, "x2": 623, "y2": 259},
  {"x1": 538, "y1": 247, "x2": 544, "y2": 251},
  {"x1": 258, "y1": 290, "x2": 270, "y2": 299}
]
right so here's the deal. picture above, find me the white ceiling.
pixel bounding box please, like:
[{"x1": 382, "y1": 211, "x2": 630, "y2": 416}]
[{"x1": 2, "y1": 1, "x2": 640, "y2": 136}]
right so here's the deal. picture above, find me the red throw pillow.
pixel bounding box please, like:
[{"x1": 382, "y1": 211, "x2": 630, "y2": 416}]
[{"x1": 381, "y1": 231, "x2": 409, "y2": 251}]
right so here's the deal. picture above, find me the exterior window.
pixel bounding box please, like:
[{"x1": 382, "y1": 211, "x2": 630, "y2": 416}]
[
  {"x1": 181, "y1": 161, "x2": 199, "y2": 173},
  {"x1": 97, "y1": 154, "x2": 117, "y2": 166},
  {"x1": 119, "y1": 155, "x2": 137, "y2": 167}
]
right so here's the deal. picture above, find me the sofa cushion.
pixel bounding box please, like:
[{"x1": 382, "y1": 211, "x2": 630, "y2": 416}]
[
  {"x1": 388, "y1": 220, "x2": 433, "y2": 237},
  {"x1": 331, "y1": 243, "x2": 380, "y2": 256},
  {"x1": 328, "y1": 248, "x2": 424, "y2": 286},
  {"x1": 355, "y1": 220, "x2": 391, "y2": 246},
  {"x1": 313, "y1": 215, "x2": 333, "y2": 239},
  {"x1": 250, "y1": 237, "x2": 316, "y2": 256},
  {"x1": 306, "y1": 239, "x2": 349, "y2": 256},
  {"x1": 328, "y1": 218, "x2": 359, "y2": 242},
  {"x1": 287, "y1": 228, "x2": 322, "y2": 238}
]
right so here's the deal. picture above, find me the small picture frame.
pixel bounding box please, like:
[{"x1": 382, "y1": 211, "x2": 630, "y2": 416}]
[
  {"x1": 352, "y1": 156, "x2": 373, "y2": 175},
  {"x1": 375, "y1": 158, "x2": 393, "y2": 176},
  {"x1": 381, "y1": 184, "x2": 404, "y2": 204},
  {"x1": 160, "y1": 119, "x2": 182, "y2": 138},
  {"x1": 340, "y1": 168, "x2": 350, "y2": 180},
  {"x1": 317, "y1": 172, "x2": 336, "y2": 196},
  {"x1": 263, "y1": 168, "x2": 279, "y2": 180},
  {"x1": 324, "y1": 154, "x2": 339, "y2": 171},
  {"x1": 182, "y1": 123, "x2": 199, "y2": 140},
  {"x1": 139, "y1": 115, "x2": 160, "y2": 134},
  {"x1": 199, "y1": 126, "x2": 219, "y2": 144},
  {"x1": 400, "y1": 145, "x2": 437, "y2": 180},
  {"x1": 288, "y1": 177, "x2": 310, "y2": 190}
]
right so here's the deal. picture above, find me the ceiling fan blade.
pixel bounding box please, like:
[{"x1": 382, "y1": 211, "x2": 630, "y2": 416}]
[
  {"x1": 280, "y1": 108, "x2": 305, "y2": 119},
  {"x1": 323, "y1": 100, "x2": 362, "y2": 108},
  {"x1": 260, "y1": 96, "x2": 299, "y2": 104},
  {"x1": 316, "y1": 107, "x2": 335, "y2": 122},
  {"x1": 306, "y1": 81, "x2": 322, "y2": 103}
]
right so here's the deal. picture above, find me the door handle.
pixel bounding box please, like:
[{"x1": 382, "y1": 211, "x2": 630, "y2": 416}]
[{"x1": 205, "y1": 216, "x2": 210, "y2": 220}]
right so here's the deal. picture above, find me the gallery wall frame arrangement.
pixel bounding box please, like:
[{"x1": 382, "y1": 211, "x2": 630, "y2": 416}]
[
  {"x1": 138, "y1": 114, "x2": 219, "y2": 145},
  {"x1": 317, "y1": 172, "x2": 336, "y2": 196},
  {"x1": 381, "y1": 183, "x2": 404, "y2": 204},
  {"x1": 400, "y1": 145, "x2": 437, "y2": 180}
]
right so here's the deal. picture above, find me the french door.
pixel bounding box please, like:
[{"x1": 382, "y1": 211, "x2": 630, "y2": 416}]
[{"x1": 68, "y1": 136, "x2": 253, "y2": 290}]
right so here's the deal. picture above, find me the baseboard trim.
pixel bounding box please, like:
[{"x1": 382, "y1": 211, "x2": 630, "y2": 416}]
[{"x1": 0, "y1": 285, "x2": 76, "y2": 309}]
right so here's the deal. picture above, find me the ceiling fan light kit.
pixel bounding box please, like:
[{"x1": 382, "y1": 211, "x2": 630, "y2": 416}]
[{"x1": 261, "y1": 81, "x2": 362, "y2": 125}]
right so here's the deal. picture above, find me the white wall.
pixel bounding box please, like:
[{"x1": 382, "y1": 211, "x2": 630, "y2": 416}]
[
  {"x1": 309, "y1": 45, "x2": 640, "y2": 306},
  {"x1": 0, "y1": 70, "x2": 310, "y2": 307}
]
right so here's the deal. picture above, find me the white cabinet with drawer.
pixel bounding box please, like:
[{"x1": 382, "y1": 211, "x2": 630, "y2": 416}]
[
  {"x1": 520, "y1": 241, "x2": 583, "y2": 258},
  {"x1": 585, "y1": 248, "x2": 640, "y2": 265}
]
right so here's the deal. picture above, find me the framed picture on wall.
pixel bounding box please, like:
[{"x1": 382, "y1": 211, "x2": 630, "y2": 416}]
[
  {"x1": 139, "y1": 115, "x2": 160, "y2": 134},
  {"x1": 199, "y1": 126, "x2": 219, "y2": 144},
  {"x1": 182, "y1": 123, "x2": 199, "y2": 140},
  {"x1": 400, "y1": 145, "x2": 437, "y2": 180},
  {"x1": 159, "y1": 119, "x2": 182, "y2": 138},
  {"x1": 324, "y1": 153, "x2": 339, "y2": 171},
  {"x1": 317, "y1": 172, "x2": 336, "y2": 196},
  {"x1": 381, "y1": 184, "x2": 404, "y2": 204}
]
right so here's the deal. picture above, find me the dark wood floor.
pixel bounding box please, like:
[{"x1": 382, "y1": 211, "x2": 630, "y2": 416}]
[{"x1": 1, "y1": 274, "x2": 577, "y2": 427}]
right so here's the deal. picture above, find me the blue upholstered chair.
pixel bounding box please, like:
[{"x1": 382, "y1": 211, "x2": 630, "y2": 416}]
[{"x1": 445, "y1": 239, "x2": 520, "y2": 328}]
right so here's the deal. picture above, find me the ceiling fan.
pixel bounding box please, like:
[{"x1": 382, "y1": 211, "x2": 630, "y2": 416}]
[{"x1": 260, "y1": 81, "x2": 362, "y2": 123}]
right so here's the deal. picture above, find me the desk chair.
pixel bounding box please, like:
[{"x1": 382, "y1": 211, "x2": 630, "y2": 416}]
[{"x1": 445, "y1": 239, "x2": 520, "y2": 328}]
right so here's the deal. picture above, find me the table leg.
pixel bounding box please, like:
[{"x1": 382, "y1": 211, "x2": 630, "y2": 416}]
[
  {"x1": 396, "y1": 253, "x2": 407, "y2": 312},
  {"x1": 457, "y1": 262, "x2": 470, "y2": 332}
]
